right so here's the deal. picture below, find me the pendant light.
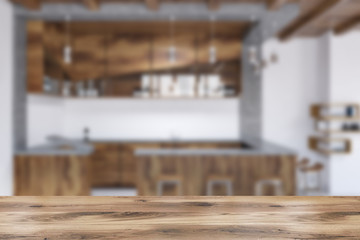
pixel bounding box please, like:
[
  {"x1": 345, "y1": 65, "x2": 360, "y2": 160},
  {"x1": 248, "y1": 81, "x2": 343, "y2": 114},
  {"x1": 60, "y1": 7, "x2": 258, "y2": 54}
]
[
  {"x1": 63, "y1": 15, "x2": 72, "y2": 64},
  {"x1": 168, "y1": 16, "x2": 177, "y2": 64},
  {"x1": 209, "y1": 16, "x2": 217, "y2": 64}
]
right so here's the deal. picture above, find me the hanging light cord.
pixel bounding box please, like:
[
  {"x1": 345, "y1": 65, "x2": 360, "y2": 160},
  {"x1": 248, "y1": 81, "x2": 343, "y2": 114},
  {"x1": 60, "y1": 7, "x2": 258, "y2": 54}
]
[
  {"x1": 170, "y1": 16, "x2": 175, "y2": 46},
  {"x1": 210, "y1": 16, "x2": 216, "y2": 46},
  {"x1": 65, "y1": 15, "x2": 71, "y2": 47}
]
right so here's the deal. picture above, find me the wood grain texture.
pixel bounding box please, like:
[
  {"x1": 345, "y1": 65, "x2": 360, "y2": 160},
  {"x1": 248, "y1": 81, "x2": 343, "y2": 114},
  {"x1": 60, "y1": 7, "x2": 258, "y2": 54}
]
[
  {"x1": 0, "y1": 196, "x2": 360, "y2": 239},
  {"x1": 43, "y1": 21, "x2": 245, "y2": 82},
  {"x1": 14, "y1": 155, "x2": 91, "y2": 196},
  {"x1": 278, "y1": 0, "x2": 342, "y2": 40},
  {"x1": 137, "y1": 154, "x2": 296, "y2": 196},
  {"x1": 91, "y1": 142, "x2": 245, "y2": 188},
  {"x1": 27, "y1": 21, "x2": 44, "y2": 93},
  {"x1": 308, "y1": 136, "x2": 352, "y2": 156},
  {"x1": 10, "y1": 0, "x2": 283, "y2": 10}
]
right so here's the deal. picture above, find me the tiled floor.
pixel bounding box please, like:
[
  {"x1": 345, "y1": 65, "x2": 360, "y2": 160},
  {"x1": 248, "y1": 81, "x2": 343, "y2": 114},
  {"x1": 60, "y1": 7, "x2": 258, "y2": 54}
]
[{"x1": 91, "y1": 188, "x2": 137, "y2": 196}]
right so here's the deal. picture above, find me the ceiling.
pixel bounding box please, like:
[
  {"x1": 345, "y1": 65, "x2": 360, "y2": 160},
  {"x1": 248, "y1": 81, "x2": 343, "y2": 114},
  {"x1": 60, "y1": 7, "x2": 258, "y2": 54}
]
[{"x1": 10, "y1": 0, "x2": 360, "y2": 40}]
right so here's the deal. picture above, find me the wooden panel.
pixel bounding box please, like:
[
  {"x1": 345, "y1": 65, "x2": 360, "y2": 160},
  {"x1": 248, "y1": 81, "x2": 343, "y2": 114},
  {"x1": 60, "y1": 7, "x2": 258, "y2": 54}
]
[
  {"x1": 11, "y1": 0, "x2": 273, "y2": 11},
  {"x1": 267, "y1": 0, "x2": 288, "y2": 10},
  {"x1": 107, "y1": 34, "x2": 152, "y2": 77},
  {"x1": 278, "y1": 0, "x2": 342, "y2": 40},
  {"x1": 43, "y1": 22, "x2": 245, "y2": 82},
  {"x1": 91, "y1": 142, "x2": 248, "y2": 187},
  {"x1": 72, "y1": 34, "x2": 106, "y2": 80},
  {"x1": 14, "y1": 155, "x2": 91, "y2": 196},
  {"x1": 2, "y1": 196, "x2": 360, "y2": 239},
  {"x1": 83, "y1": 0, "x2": 99, "y2": 10},
  {"x1": 27, "y1": 21, "x2": 44, "y2": 93},
  {"x1": 12, "y1": 0, "x2": 360, "y2": 38},
  {"x1": 44, "y1": 22, "x2": 68, "y2": 80},
  {"x1": 309, "y1": 136, "x2": 352, "y2": 156},
  {"x1": 137, "y1": 154, "x2": 296, "y2": 196},
  {"x1": 91, "y1": 143, "x2": 122, "y2": 187},
  {"x1": 145, "y1": 0, "x2": 158, "y2": 10}
]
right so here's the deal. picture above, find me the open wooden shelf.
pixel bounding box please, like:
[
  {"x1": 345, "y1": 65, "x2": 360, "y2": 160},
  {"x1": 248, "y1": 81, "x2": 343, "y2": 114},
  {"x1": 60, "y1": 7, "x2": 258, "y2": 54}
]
[
  {"x1": 311, "y1": 103, "x2": 360, "y2": 121},
  {"x1": 308, "y1": 136, "x2": 352, "y2": 156},
  {"x1": 314, "y1": 120, "x2": 360, "y2": 134},
  {"x1": 311, "y1": 103, "x2": 360, "y2": 135}
]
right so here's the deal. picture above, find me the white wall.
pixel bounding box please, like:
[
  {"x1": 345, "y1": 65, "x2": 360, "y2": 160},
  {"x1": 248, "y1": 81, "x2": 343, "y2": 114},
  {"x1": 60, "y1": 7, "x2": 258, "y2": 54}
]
[
  {"x1": 263, "y1": 37, "x2": 328, "y2": 161},
  {"x1": 263, "y1": 32, "x2": 360, "y2": 196},
  {"x1": 328, "y1": 31, "x2": 360, "y2": 196},
  {"x1": 27, "y1": 95, "x2": 65, "y2": 147},
  {"x1": 27, "y1": 97, "x2": 240, "y2": 144},
  {"x1": 262, "y1": 37, "x2": 331, "y2": 193},
  {"x1": 0, "y1": 1, "x2": 13, "y2": 196},
  {"x1": 63, "y1": 99, "x2": 240, "y2": 141}
]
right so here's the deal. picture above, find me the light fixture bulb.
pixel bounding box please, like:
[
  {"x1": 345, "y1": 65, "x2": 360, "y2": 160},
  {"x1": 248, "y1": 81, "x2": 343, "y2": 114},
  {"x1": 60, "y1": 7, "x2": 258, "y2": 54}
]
[
  {"x1": 209, "y1": 16, "x2": 217, "y2": 64},
  {"x1": 63, "y1": 15, "x2": 72, "y2": 64},
  {"x1": 63, "y1": 45, "x2": 72, "y2": 64}
]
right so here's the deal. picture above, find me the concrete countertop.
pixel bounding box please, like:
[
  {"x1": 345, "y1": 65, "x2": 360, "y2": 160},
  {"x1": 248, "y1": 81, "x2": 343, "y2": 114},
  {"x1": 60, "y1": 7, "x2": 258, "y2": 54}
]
[
  {"x1": 89, "y1": 139, "x2": 242, "y2": 143},
  {"x1": 15, "y1": 137, "x2": 93, "y2": 156},
  {"x1": 15, "y1": 137, "x2": 295, "y2": 156},
  {"x1": 135, "y1": 139, "x2": 296, "y2": 156},
  {"x1": 14, "y1": 138, "x2": 241, "y2": 156}
]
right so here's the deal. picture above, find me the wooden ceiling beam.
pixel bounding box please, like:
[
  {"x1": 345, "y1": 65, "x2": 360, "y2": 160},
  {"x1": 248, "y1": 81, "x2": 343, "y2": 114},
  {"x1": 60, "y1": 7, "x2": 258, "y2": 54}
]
[
  {"x1": 145, "y1": 0, "x2": 159, "y2": 10},
  {"x1": 83, "y1": 0, "x2": 100, "y2": 11},
  {"x1": 267, "y1": 0, "x2": 287, "y2": 11},
  {"x1": 208, "y1": 0, "x2": 220, "y2": 11},
  {"x1": 334, "y1": 16, "x2": 360, "y2": 35},
  {"x1": 11, "y1": 0, "x2": 41, "y2": 10},
  {"x1": 278, "y1": 0, "x2": 344, "y2": 41}
]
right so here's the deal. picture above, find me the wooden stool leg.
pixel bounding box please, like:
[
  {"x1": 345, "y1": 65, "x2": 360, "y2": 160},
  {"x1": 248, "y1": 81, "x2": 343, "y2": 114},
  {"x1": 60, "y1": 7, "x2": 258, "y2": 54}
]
[
  {"x1": 207, "y1": 181, "x2": 213, "y2": 196},
  {"x1": 275, "y1": 181, "x2": 284, "y2": 196},
  {"x1": 255, "y1": 180, "x2": 284, "y2": 196},
  {"x1": 207, "y1": 180, "x2": 233, "y2": 196},
  {"x1": 255, "y1": 182, "x2": 263, "y2": 196},
  {"x1": 157, "y1": 180, "x2": 182, "y2": 196},
  {"x1": 226, "y1": 181, "x2": 233, "y2": 196},
  {"x1": 157, "y1": 181, "x2": 163, "y2": 196},
  {"x1": 177, "y1": 181, "x2": 183, "y2": 196}
]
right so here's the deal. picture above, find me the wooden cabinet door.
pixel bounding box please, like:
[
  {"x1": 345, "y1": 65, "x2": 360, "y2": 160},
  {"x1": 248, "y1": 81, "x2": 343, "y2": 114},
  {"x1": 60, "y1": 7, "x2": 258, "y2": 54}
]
[
  {"x1": 91, "y1": 143, "x2": 122, "y2": 187},
  {"x1": 118, "y1": 144, "x2": 136, "y2": 187}
]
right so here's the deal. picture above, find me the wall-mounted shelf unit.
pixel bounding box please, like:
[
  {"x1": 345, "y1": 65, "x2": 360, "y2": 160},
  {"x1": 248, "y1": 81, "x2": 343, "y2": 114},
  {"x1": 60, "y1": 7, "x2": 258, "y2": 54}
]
[
  {"x1": 315, "y1": 120, "x2": 360, "y2": 134},
  {"x1": 309, "y1": 103, "x2": 359, "y2": 155},
  {"x1": 311, "y1": 103, "x2": 360, "y2": 134},
  {"x1": 308, "y1": 136, "x2": 352, "y2": 156},
  {"x1": 311, "y1": 103, "x2": 360, "y2": 121}
]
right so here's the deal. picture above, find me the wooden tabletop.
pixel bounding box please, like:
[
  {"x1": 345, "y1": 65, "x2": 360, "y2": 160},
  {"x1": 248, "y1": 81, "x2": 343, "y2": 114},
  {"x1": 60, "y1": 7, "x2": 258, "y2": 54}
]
[{"x1": 1, "y1": 196, "x2": 360, "y2": 239}]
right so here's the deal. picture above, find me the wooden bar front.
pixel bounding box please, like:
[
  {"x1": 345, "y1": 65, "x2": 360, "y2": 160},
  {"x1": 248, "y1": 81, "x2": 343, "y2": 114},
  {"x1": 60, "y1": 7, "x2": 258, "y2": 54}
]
[
  {"x1": 14, "y1": 155, "x2": 91, "y2": 196},
  {"x1": 137, "y1": 154, "x2": 296, "y2": 196}
]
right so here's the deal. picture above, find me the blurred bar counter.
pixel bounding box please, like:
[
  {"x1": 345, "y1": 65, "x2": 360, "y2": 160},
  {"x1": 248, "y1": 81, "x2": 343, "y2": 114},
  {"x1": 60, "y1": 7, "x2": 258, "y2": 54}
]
[{"x1": 13, "y1": 137, "x2": 296, "y2": 196}]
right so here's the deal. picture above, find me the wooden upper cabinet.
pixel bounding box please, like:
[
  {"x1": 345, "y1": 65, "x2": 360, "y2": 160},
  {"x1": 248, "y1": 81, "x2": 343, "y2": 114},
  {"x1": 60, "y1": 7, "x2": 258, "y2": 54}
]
[
  {"x1": 107, "y1": 34, "x2": 152, "y2": 77},
  {"x1": 27, "y1": 21, "x2": 44, "y2": 93}
]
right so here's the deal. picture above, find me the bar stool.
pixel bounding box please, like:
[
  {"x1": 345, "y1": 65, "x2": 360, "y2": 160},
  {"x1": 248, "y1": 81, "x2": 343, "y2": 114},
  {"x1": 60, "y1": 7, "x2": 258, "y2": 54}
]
[
  {"x1": 156, "y1": 175, "x2": 183, "y2": 196},
  {"x1": 255, "y1": 178, "x2": 284, "y2": 196},
  {"x1": 297, "y1": 158, "x2": 310, "y2": 195},
  {"x1": 206, "y1": 175, "x2": 233, "y2": 196},
  {"x1": 303, "y1": 163, "x2": 324, "y2": 195}
]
